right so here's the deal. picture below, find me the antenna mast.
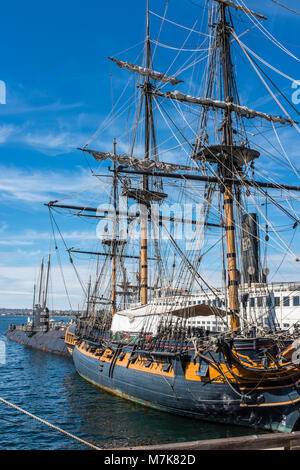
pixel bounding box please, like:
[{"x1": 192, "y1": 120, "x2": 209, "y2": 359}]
[
  {"x1": 37, "y1": 257, "x2": 44, "y2": 306},
  {"x1": 43, "y1": 253, "x2": 51, "y2": 309}
]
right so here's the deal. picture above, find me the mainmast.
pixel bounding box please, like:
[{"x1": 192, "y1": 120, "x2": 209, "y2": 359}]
[
  {"x1": 112, "y1": 138, "x2": 118, "y2": 316},
  {"x1": 140, "y1": 0, "x2": 151, "y2": 305},
  {"x1": 218, "y1": 2, "x2": 240, "y2": 332}
]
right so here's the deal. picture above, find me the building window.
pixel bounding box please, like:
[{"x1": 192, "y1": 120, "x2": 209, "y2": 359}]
[
  {"x1": 274, "y1": 297, "x2": 280, "y2": 307},
  {"x1": 250, "y1": 298, "x2": 255, "y2": 307},
  {"x1": 257, "y1": 297, "x2": 263, "y2": 307},
  {"x1": 293, "y1": 296, "x2": 300, "y2": 307},
  {"x1": 283, "y1": 323, "x2": 290, "y2": 328},
  {"x1": 283, "y1": 297, "x2": 290, "y2": 307}
]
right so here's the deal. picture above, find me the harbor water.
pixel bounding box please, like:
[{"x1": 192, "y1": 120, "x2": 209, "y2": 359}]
[{"x1": 0, "y1": 316, "x2": 265, "y2": 450}]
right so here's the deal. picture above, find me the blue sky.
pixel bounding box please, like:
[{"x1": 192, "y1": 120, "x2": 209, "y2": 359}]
[{"x1": 0, "y1": 0, "x2": 299, "y2": 309}]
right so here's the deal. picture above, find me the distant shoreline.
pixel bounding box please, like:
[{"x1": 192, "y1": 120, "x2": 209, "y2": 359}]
[
  {"x1": 0, "y1": 311, "x2": 76, "y2": 318},
  {"x1": 0, "y1": 314, "x2": 75, "y2": 317}
]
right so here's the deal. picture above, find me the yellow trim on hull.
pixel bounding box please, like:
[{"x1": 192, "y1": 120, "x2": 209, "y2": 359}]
[{"x1": 240, "y1": 396, "x2": 300, "y2": 408}]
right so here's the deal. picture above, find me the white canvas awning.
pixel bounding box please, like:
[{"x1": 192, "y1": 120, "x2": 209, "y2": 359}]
[{"x1": 111, "y1": 302, "x2": 228, "y2": 334}]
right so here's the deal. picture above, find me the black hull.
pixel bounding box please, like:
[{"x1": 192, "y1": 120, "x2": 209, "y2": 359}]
[
  {"x1": 72, "y1": 342, "x2": 300, "y2": 433},
  {"x1": 6, "y1": 328, "x2": 70, "y2": 357}
]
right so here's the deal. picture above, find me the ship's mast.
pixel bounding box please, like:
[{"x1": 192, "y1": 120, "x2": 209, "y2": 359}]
[
  {"x1": 42, "y1": 253, "x2": 51, "y2": 309},
  {"x1": 112, "y1": 138, "x2": 118, "y2": 316},
  {"x1": 218, "y1": 3, "x2": 240, "y2": 332},
  {"x1": 140, "y1": 0, "x2": 151, "y2": 305},
  {"x1": 32, "y1": 283, "x2": 36, "y2": 317},
  {"x1": 86, "y1": 275, "x2": 91, "y2": 315},
  {"x1": 37, "y1": 257, "x2": 44, "y2": 306}
]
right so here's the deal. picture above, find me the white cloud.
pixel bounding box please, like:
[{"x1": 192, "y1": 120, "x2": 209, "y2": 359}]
[
  {"x1": 0, "y1": 290, "x2": 33, "y2": 296},
  {"x1": 0, "y1": 263, "x2": 90, "y2": 309},
  {"x1": 0, "y1": 240, "x2": 34, "y2": 246},
  {"x1": 0, "y1": 124, "x2": 16, "y2": 143},
  {"x1": 0, "y1": 164, "x2": 109, "y2": 204},
  {"x1": 22, "y1": 130, "x2": 87, "y2": 156},
  {"x1": 0, "y1": 100, "x2": 83, "y2": 116}
]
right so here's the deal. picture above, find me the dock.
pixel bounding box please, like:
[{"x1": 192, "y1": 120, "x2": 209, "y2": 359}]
[{"x1": 127, "y1": 430, "x2": 300, "y2": 450}]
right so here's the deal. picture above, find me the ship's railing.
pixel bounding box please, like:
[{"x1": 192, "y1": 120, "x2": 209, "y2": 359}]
[
  {"x1": 14, "y1": 325, "x2": 34, "y2": 332},
  {"x1": 127, "y1": 430, "x2": 300, "y2": 450}
]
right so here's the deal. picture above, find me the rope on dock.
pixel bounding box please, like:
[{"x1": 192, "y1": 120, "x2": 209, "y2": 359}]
[{"x1": 0, "y1": 396, "x2": 102, "y2": 450}]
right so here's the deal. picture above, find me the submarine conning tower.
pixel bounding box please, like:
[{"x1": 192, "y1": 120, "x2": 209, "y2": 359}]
[{"x1": 32, "y1": 305, "x2": 50, "y2": 332}]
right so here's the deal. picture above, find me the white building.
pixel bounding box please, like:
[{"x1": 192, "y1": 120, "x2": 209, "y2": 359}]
[{"x1": 112, "y1": 282, "x2": 300, "y2": 335}]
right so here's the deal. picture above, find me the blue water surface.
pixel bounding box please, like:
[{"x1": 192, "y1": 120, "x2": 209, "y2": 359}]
[{"x1": 0, "y1": 315, "x2": 263, "y2": 450}]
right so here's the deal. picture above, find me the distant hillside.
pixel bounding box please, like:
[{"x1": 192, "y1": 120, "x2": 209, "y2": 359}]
[{"x1": 0, "y1": 308, "x2": 77, "y2": 317}]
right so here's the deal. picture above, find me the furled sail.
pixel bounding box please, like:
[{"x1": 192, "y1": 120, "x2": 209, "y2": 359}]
[
  {"x1": 78, "y1": 147, "x2": 196, "y2": 172},
  {"x1": 153, "y1": 89, "x2": 295, "y2": 125},
  {"x1": 109, "y1": 57, "x2": 183, "y2": 85},
  {"x1": 214, "y1": 0, "x2": 267, "y2": 20}
]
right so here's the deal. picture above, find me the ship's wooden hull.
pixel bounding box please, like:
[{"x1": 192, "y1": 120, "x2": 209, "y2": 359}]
[{"x1": 72, "y1": 341, "x2": 300, "y2": 432}]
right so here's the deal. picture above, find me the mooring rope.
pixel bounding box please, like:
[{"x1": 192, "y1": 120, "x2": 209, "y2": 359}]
[{"x1": 0, "y1": 396, "x2": 102, "y2": 450}]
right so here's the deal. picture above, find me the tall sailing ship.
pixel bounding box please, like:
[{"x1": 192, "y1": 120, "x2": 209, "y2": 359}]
[{"x1": 50, "y1": 0, "x2": 300, "y2": 431}]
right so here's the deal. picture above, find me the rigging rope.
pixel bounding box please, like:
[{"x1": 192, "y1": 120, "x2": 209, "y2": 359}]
[
  {"x1": 151, "y1": 39, "x2": 210, "y2": 52},
  {"x1": 49, "y1": 209, "x2": 73, "y2": 311},
  {"x1": 271, "y1": 122, "x2": 300, "y2": 181},
  {"x1": 149, "y1": 10, "x2": 211, "y2": 38},
  {"x1": 233, "y1": 31, "x2": 300, "y2": 136},
  {"x1": 152, "y1": 0, "x2": 169, "y2": 60},
  {"x1": 49, "y1": 209, "x2": 87, "y2": 297},
  {"x1": 0, "y1": 396, "x2": 102, "y2": 450},
  {"x1": 270, "y1": 0, "x2": 300, "y2": 16},
  {"x1": 234, "y1": 36, "x2": 297, "y2": 84},
  {"x1": 236, "y1": 0, "x2": 300, "y2": 62}
]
